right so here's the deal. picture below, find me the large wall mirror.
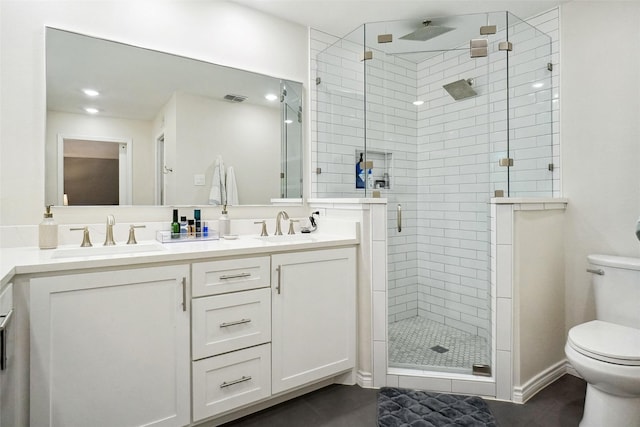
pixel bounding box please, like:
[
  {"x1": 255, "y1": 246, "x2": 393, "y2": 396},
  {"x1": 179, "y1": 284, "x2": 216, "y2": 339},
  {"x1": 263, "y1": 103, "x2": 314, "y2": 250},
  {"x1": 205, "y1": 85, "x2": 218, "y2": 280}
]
[{"x1": 45, "y1": 27, "x2": 303, "y2": 207}]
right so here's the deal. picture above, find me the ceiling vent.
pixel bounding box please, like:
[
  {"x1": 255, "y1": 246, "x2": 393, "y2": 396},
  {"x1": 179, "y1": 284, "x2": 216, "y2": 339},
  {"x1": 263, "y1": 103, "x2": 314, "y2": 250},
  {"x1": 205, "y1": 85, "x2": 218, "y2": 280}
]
[{"x1": 223, "y1": 94, "x2": 247, "y2": 103}]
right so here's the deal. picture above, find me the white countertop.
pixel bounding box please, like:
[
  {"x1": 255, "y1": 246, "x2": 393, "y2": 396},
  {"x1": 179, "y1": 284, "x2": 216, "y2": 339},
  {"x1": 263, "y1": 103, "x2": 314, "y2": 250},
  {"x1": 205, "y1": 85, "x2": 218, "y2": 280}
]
[{"x1": 0, "y1": 232, "x2": 359, "y2": 288}]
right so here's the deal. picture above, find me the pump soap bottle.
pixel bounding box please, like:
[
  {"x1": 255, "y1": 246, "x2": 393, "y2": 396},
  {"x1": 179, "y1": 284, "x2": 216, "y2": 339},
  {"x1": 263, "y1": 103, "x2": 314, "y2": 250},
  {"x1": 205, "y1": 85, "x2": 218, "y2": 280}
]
[
  {"x1": 39, "y1": 205, "x2": 58, "y2": 249},
  {"x1": 218, "y1": 206, "x2": 230, "y2": 237}
]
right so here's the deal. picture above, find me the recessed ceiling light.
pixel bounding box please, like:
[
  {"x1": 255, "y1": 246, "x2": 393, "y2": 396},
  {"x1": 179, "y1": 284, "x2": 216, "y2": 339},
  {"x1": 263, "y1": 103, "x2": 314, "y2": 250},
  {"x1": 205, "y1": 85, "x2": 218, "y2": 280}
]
[
  {"x1": 83, "y1": 88, "x2": 100, "y2": 97},
  {"x1": 265, "y1": 94, "x2": 278, "y2": 101},
  {"x1": 85, "y1": 107, "x2": 99, "y2": 114},
  {"x1": 413, "y1": 100, "x2": 425, "y2": 106}
]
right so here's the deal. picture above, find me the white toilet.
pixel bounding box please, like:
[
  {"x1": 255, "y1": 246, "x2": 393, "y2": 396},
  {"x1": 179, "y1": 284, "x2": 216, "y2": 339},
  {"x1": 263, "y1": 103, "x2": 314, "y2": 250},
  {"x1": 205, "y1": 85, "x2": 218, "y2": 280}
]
[{"x1": 565, "y1": 254, "x2": 640, "y2": 427}]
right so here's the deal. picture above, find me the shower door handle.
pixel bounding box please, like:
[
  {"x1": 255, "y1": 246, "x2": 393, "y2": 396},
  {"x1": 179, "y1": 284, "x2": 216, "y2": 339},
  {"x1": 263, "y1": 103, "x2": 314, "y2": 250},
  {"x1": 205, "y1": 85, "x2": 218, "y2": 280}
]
[{"x1": 397, "y1": 204, "x2": 402, "y2": 233}]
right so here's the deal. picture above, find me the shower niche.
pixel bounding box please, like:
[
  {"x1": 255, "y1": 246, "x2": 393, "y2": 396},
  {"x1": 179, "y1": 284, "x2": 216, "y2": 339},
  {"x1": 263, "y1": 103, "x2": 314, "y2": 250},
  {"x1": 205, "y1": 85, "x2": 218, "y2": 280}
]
[
  {"x1": 355, "y1": 150, "x2": 392, "y2": 191},
  {"x1": 314, "y1": 9, "x2": 554, "y2": 386}
]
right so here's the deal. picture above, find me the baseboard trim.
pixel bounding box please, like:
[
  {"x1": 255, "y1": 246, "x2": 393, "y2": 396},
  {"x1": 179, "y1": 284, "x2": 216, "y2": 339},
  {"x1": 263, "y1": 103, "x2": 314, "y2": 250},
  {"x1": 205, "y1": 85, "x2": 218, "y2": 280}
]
[
  {"x1": 513, "y1": 359, "x2": 568, "y2": 404},
  {"x1": 357, "y1": 370, "x2": 374, "y2": 388}
]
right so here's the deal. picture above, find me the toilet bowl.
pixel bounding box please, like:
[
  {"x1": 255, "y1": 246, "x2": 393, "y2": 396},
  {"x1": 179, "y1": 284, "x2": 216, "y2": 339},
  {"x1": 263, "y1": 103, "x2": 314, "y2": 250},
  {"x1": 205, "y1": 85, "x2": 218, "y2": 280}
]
[
  {"x1": 565, "y1": 255, "x2": 640, "y2": 427},
  {"x1": 565, "y1": 321, "x2": 640, "y2": 427}
]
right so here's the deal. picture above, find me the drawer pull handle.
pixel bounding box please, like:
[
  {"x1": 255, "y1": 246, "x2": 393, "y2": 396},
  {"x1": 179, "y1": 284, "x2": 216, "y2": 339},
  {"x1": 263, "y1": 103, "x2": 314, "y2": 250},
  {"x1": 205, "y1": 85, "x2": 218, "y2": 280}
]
[
  {"x1": 276, "y1": 266, "x2": 282, "y2": 294},
  {"x1": 586, "y1": 268, "x2": 604, "y2": 275},
  {"x1": 220, "y1": 273, "x2": 251, "y2": 280},
  {"x1": 219, "y1": 318, "x2": 252, "y2": 328},
  {"x1": 181, "y1": 277, "x2": 187, "y2": 312},
  {"x1": 220, "y1": 375, "x2": 252, "y2": 388}
]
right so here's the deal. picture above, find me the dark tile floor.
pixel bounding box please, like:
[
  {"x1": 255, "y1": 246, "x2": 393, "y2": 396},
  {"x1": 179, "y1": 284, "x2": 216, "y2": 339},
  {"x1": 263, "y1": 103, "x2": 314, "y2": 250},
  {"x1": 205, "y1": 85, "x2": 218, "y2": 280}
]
[{"x1": 222, "y1": 374, "x2": 586, "y2": 427}]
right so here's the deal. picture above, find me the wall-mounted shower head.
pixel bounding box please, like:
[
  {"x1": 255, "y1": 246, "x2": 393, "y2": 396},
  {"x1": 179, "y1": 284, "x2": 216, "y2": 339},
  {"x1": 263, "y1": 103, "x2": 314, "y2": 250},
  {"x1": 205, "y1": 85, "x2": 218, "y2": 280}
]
[
  {"x1": 400, "y1": 20, "x2": 454, "y2": 41},
  {"x1": 443, "y1": 79, "x2": 477, "y2": 101}
]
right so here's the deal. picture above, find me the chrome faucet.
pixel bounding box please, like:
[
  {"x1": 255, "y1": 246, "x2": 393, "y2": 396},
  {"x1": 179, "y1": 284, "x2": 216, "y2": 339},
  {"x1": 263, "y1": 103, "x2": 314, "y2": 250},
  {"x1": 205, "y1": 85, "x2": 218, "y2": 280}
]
[
  {"x1": 274, "y1": 211, "x2": 289, "y2": 235},
  {"x1": 104, "y1": 215, "x2": 116, "y2": 246}
]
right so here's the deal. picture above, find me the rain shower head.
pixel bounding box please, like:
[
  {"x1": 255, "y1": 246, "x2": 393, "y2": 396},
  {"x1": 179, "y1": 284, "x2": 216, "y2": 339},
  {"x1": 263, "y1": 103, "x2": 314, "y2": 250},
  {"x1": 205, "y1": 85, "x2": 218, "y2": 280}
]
[
  {"x1": 443, "y1": 79, "x2": 477, "y2": 101},
  {"x1": 400, "y1": 20, "x2": 454, "y2": 41}
]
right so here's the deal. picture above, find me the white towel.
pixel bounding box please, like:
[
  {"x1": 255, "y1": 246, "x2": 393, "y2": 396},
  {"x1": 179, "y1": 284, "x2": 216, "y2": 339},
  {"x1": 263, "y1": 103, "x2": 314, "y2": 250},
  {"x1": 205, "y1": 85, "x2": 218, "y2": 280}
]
[
  {"x1": 226, "y1": 166, "x2": 239, "y2": 206},
  {"x1": 208, "y1": 155, "x2": 227, "y2": 205}
]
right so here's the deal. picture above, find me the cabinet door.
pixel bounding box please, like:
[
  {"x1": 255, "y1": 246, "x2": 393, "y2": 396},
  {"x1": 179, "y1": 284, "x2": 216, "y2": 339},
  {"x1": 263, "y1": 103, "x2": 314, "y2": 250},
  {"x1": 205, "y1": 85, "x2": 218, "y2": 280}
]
[
  {"x1": 271, "y1": 247, "x2": 356, "y2": 394},
  {"x1": 30, "y1": 265, "x2": 190, "y2": 427}
]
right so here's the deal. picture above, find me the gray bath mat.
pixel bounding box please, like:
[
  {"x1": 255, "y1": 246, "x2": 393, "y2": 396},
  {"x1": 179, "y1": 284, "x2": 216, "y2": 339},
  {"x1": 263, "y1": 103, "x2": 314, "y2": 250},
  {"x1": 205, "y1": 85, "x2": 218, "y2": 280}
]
[{"x1": 377, "y1": 387, "x2": 497, "y2": 427}]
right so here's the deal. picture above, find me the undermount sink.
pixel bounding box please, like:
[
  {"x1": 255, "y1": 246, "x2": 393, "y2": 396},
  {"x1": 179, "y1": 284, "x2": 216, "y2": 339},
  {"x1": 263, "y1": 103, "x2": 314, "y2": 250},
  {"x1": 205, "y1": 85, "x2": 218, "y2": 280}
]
[
  {"x1": 253, "y1": 234, "x2": 316, "y2": 243},
  {"x1": 51, "y1": 241, "x2": 167, "y2": 259}
]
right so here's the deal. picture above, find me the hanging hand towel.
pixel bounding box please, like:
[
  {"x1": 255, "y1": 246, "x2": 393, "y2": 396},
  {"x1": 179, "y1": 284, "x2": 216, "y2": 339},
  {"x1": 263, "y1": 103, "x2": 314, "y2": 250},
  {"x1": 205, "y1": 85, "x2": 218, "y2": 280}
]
[
  {"x1": 208, "y1": 155, "x2": 227, "y2": 205},
  {"x1": 226, "y1": 166, "x2": 239, "y2": 206}
]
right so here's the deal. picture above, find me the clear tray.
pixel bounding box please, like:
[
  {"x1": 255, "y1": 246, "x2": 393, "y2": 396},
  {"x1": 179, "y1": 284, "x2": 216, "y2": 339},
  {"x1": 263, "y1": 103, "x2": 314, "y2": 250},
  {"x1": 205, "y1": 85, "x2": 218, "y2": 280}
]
[{"x1": 156, "y1": 230, "x2": 219, "y2": 243}]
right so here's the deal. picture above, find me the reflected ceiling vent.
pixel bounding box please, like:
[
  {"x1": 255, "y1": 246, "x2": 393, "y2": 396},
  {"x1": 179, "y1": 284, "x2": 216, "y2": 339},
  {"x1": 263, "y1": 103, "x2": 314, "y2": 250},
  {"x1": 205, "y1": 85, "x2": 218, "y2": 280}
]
[
  {"x1": 223, "y1": 94, "x2": 247, "y2": 103},
  {"x1": 443, "y1": 78, "x2": 477, "y2": 101},
  {"x1": 400, "y1": 20, "x2": 455, "y2": 41}
]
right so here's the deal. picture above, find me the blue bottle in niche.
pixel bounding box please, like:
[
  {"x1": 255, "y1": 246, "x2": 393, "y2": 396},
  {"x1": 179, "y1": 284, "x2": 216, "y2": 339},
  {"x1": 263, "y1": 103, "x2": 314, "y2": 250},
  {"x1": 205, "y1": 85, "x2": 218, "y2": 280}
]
[{"x1": 356, "y1": 153, "x2": 365, "y2": 188}]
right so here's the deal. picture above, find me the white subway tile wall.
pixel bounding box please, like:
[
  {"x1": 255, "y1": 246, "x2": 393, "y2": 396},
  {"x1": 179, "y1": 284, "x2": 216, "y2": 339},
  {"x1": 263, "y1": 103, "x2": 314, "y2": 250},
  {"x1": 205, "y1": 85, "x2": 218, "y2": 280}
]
[{"x1": 311, "y1": 9, "x2": 558, "y2": 357}]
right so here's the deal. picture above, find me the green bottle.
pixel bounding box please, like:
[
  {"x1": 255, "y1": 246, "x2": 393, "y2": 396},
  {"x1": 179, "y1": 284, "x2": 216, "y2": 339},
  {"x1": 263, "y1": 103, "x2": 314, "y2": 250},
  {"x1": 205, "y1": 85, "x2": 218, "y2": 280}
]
[{"x1": 171, "y1": 209, "x2": 180, "y2": 238}]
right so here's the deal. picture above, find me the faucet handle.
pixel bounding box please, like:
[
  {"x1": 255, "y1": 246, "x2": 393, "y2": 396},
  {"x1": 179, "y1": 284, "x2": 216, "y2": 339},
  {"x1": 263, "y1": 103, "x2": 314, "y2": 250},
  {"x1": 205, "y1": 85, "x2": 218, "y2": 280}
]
[
  {"x1": 254, "y1": 221, "x2": 268, "y2": 237},
  {"x1": 127, "y1": 225, "x2": 146, "y2": 245},
  {"x1": 288, "y1": 219, "x2": 300, "y2": 235},
  {"x1": 70, "y1": 226, "x2": 92, "y2": 247}
]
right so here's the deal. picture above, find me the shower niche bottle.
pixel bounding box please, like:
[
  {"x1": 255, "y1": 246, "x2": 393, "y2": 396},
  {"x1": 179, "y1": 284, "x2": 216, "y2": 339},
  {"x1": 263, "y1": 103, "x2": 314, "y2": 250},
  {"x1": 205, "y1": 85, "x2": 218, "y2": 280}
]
[{"x1": 356, "y1": 153, "x2": 365, "y2": 188}]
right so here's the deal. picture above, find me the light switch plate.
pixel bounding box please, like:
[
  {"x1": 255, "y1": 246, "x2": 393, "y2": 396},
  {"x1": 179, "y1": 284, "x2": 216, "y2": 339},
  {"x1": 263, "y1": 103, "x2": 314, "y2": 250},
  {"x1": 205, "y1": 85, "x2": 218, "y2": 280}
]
[{"x1": 194, "y1": 174, "x2": 206, "y2": 186}]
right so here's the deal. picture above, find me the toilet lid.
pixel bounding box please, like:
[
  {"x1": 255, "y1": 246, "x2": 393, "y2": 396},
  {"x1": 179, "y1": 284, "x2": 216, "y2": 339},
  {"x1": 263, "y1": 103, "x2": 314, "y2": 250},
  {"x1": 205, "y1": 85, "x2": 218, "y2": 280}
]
[{"x1": 568, "y1": 320, "x2": 640, "y2": 366}]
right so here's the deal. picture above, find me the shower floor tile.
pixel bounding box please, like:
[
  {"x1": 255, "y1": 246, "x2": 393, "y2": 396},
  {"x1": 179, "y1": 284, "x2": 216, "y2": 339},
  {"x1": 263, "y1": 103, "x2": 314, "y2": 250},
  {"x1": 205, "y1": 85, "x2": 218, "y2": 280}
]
[{"x1": 388, "y1": 316, "x2": 490, "y2": 373}]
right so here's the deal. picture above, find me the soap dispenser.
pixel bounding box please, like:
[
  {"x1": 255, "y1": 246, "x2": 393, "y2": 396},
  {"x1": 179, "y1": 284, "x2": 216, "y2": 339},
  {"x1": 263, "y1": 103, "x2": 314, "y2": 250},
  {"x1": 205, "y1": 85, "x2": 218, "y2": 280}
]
[
  {"x1": 218, "y1": 205, "x2": 230, "y2": 237},
  {"x1": 39, "y1": 205, "x2": 58, "y2": 249}
]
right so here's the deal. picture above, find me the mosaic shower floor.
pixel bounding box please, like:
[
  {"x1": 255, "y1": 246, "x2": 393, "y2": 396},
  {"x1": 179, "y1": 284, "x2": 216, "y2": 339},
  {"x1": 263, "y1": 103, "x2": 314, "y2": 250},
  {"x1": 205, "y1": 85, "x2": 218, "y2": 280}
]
[{"x1": 388, "y1": 316, "x2": 490, "y2": 373}]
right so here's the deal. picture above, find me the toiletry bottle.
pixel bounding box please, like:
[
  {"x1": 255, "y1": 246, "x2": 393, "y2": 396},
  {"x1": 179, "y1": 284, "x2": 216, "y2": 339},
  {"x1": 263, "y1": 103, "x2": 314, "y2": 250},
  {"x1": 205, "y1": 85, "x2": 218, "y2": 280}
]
[
  {"x1": 171, "y1": 209, "x2": 180, "y2": 238},
  {"x1": 356, "y1": 153, "x2": 365, "y2": 188},
  {"x1": 180, "y1": 216, "x2": 188, "y2": 237},
  {"x1": 194, "y1": 209, "x2": 201, "y2": 237},
  {"x1": 39, "y1": 205, "x2": 58, "y2": 249},
  {"x1": 218, "y1": 206, "x2": 230, "y2": 237},
  {"x1": 367, "y1": 167, "x2": 374, "y2": 189},
  {"x1": 202, "y1": 221, "x2": 209, "y2": 238},
  {"x1": 188, "y1": 219, "x2": 195, "y2": 238}
]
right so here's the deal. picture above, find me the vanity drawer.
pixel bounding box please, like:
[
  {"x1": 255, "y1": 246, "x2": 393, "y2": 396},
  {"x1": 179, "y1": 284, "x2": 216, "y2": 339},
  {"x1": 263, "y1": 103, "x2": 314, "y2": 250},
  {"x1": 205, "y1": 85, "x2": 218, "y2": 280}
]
[
  {"x1": 192, "y1": 256, "x2": 270, "y2": 297},
  {"x1": 192, "y1": 288, "x2": 271, "y2": 359},
  {"x1": 192, "y1": 343, "x2": 271, "y2": 421}
]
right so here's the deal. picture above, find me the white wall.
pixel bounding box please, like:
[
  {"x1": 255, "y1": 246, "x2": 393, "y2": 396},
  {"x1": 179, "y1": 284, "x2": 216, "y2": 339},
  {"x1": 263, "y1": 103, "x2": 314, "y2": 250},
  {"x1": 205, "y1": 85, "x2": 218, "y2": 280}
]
[
  {"x1": 0, "y1": 0, "x2": 307, "y2": 226},
  {"x1": 173, "y1": 92, "x2": 280, "y2": 206},
  {"x1": 561, "y1": 2, "x2": 640, "y2": 330}
]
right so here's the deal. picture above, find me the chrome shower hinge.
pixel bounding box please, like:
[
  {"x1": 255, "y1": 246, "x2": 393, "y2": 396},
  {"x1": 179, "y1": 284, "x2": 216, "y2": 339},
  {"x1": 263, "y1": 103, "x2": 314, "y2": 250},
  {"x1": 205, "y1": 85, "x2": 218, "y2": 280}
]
[
  {"x1": 480, "y1": 25, "x2": 497, "y2": 35},
  {"x1": 548, "y1": 163, "x2": 555, "y2": 171},
  {"x1": 360, "y1": 51, "x2": 373, "y2": 61},
  {"x1": 498, "y1": 41, "x2": 513, "y2": 51},
  {"x1": 470, "y1": 39, "x2": 488, "y2": 58},
  {"x1": 547, "y1": 62, "x2": 553, "y2": 71},
  {"x1": 315, "y1": 77, "x2": 321, "y2": 85},
  {"x1": 499, "y1": 157, "x2": 514, "y2": 167}
]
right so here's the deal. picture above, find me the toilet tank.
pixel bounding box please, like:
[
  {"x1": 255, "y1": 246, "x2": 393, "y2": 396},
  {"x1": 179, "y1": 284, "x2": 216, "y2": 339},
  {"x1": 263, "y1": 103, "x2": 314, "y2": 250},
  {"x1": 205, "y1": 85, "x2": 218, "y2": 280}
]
[{"x1": 588, "y1": 254, "x2": 640, "y2": 329}]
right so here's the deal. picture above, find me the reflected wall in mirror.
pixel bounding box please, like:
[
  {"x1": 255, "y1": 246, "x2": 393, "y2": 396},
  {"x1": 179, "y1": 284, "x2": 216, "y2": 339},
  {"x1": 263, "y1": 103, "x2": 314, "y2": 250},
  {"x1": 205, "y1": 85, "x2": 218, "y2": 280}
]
[{"x1": 45, "y1": 27, "x2": 303, "y2": 206}]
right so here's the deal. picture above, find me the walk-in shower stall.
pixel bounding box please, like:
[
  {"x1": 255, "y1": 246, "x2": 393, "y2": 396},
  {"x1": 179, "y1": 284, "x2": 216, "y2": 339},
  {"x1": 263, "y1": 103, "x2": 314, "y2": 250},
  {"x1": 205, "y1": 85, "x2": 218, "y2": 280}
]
[{"x1": 313, "y1": 12, "x2": 554, "y2": 378}]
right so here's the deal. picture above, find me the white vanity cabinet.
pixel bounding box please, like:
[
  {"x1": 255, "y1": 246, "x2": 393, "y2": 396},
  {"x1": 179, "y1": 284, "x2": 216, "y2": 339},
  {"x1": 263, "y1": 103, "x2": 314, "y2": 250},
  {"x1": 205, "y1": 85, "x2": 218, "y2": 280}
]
[
  {"x1": 271, "y1": 247, "x2": 356, "y2": 394},
  {"x1": 30, "y1": 265, "x2": 191, "y2": 427}
]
